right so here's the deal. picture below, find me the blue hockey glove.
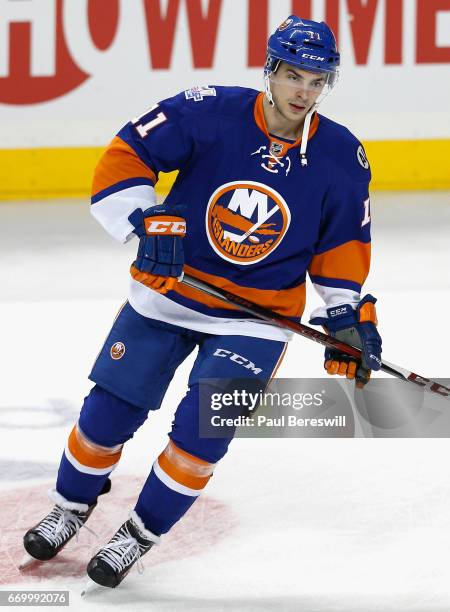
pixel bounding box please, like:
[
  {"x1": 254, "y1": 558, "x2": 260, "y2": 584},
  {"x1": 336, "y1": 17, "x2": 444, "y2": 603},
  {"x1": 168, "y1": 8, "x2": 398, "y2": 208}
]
[
  {"x1": 309, "y1": 295, "x2": 382, "y2": 387},
  {"x1": 128, "y1": 204, "x2": 186, "y2": 294}
]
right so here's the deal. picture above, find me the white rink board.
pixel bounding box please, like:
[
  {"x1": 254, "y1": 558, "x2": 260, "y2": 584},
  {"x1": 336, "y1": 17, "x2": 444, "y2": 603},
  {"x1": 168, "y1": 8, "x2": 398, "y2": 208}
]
[{"x1": 0, "y1": 0, "x2": 449, "y2": 148}]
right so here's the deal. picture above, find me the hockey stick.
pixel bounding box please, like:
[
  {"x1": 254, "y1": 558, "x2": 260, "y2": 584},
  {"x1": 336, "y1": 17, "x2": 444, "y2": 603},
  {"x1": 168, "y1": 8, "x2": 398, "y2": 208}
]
[{"x1": 181, "y1": 273, "x2": 450, "y2": 401}]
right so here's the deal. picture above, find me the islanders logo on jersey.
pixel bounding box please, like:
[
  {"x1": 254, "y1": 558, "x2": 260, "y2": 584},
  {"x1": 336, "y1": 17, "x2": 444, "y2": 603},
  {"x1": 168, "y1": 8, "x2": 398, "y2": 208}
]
[{"x1": 205, "y1": 181, "x2": 291, "y2": 265}]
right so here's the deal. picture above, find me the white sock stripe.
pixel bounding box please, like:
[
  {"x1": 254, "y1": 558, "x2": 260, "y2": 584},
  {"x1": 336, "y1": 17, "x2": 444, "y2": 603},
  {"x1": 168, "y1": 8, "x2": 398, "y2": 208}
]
[
  {"x1": 129, "y1": 511, "x2": 161, "y2": 545},
  {"x1": 153, "y1": 460, "x2": 201, "y2": 497},
  {"x1": 48, "y1": 488, "x2": 90, "y2": 512},
  {"x1": 64, "y1": 445, "x2": 118, "y2": 476}
]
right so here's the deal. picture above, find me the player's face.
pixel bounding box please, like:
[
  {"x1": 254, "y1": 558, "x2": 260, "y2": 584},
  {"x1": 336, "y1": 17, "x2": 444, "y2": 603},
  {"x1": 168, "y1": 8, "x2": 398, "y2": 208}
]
[{"x1": 269, "y1": 63, "x2": 326, "y2": 123}]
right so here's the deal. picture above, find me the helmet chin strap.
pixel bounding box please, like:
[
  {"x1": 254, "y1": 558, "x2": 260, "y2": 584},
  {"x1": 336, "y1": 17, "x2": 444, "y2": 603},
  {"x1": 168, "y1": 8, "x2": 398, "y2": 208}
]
[{"x1": 299, "y1": 104, "x2": 316, "y2": 167}]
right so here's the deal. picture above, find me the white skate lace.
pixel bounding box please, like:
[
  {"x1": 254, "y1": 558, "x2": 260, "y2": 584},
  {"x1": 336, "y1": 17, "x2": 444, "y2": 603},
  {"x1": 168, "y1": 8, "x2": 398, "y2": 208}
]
[
  {"x1": 35, "y1": 505, "x2": 95, "y2": 547},
  {"x1": 96, "y1": 524, "x2": 150, "y2": 575}
]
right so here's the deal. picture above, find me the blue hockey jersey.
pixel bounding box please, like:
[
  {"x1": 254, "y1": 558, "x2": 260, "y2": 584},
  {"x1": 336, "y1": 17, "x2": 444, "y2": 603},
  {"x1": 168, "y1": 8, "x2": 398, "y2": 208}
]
[{"x1": 91, "y1": 86, "x2": 371, "y2": 342}]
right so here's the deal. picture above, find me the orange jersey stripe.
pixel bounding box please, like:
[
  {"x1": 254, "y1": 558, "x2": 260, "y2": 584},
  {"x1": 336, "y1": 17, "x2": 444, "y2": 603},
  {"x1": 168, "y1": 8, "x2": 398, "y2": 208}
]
[
  {"x1": 172, "y1": 264, "x2": 306, "y2": 318},
  {"x1": 158, "y1": 440, "x2": 213, "y2": 491},
  {"x1": 92, "y1": 136, "x2": 157, "y2": 197},
  {"x1": 67, "y1": 425, "x2": 122, "y2": 469},
  {"x1": 308, "y1": 240, "x2": 371, "y2": 287}
]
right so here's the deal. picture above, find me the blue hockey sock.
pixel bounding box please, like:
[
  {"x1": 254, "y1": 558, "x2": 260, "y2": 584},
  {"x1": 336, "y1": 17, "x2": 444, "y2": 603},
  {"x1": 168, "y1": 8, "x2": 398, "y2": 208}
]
[{"x1": 134, "y1": 440, "x2": 215, "y2": 534}]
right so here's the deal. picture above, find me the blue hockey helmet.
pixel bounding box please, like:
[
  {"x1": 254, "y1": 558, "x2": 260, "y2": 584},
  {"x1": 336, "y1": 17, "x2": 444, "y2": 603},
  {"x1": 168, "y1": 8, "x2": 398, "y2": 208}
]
[
  {"x1": 264, "y1": 17, "x2": 341, "y2": 168},
  {"x1": 265, "y1": 16, "x2": 340, "y2": 86}
]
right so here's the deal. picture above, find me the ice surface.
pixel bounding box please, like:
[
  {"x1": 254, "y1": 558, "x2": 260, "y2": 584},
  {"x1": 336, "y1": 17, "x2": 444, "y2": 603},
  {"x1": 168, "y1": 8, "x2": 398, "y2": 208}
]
[{"x1": 1, "y1": 193, "x2": 449, "y2": 611}]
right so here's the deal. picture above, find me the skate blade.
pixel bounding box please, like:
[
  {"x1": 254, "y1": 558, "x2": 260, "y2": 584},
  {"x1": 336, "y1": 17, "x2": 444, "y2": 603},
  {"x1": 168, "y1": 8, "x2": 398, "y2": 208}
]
[
  {"x1": 81, "y1": 578, "x2": 104, "y2": 597},
  {"x1": 18, "y1": 553, "x2": 41, "y2": 570}
]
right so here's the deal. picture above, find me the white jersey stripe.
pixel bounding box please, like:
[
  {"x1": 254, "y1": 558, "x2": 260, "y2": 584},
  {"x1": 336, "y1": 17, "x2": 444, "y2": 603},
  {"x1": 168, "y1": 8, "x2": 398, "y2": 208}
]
[
  {"x1": 91, "y1": 184, "x2": 157, "y2": 244},
  {"x1": 129, "y1": 279, "x2": 293, "y2": 342}
]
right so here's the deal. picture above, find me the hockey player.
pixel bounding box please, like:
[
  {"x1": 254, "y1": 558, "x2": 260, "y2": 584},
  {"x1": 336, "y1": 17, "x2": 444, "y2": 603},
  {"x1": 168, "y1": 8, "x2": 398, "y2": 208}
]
[{"x1": 21, "y1": 16, "x2": 382, "y2": 589}]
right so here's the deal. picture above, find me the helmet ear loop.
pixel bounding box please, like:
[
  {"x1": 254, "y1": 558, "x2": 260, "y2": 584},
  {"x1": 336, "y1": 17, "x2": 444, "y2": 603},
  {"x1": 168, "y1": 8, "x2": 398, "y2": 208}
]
[
  {"x1": 264, "y1": 72, "x2": 275, "y2": 107},
  {"x1": 263, "y1": 58, "x2": 281, "y2": 108}
]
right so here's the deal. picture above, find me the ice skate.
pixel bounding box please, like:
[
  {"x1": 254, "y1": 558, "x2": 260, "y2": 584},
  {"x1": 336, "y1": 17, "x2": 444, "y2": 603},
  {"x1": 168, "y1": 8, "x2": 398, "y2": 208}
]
[
  {"x1": 20, "y1": 480, "x2": 111, "y2": 568},
  {"x1": 85, "y1": 511, "x2": 159, "y2": 589}
]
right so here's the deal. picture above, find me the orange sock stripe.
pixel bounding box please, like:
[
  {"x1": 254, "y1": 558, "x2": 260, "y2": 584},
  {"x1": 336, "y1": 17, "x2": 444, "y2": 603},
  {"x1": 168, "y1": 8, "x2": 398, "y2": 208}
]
[
  {"x1": 157, "y1": 441, "x2": 214, "y2": 491},
  {"x1": 67, "y1": 425, "x2": 123, "y2": 469}
]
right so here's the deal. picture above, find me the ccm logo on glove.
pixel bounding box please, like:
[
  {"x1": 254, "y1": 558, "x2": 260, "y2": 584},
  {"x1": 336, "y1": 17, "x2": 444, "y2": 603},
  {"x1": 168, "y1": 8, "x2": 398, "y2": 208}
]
[
  {"x1": 145, "y1": 216, "x2": 186, "y2": 236},
  {"x1": 329, "y1": 306, "x2": 350, "y2": 317},
  {"x1": 370, "y1": 354, "x2": 382, "y2": 367}
]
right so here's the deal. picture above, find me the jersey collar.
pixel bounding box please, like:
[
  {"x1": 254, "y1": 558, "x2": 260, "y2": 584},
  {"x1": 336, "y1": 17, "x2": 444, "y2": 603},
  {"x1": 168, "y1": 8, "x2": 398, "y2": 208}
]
[{"x1": 253, "y1": 92, "x2": 319, "y2": 153}]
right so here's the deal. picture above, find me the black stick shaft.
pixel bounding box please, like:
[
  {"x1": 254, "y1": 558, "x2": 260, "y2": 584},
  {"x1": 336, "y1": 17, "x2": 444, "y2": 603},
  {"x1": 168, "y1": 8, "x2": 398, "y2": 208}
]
[{"x1": 181, "y1": 273, "x2": 450, "y2": 401}]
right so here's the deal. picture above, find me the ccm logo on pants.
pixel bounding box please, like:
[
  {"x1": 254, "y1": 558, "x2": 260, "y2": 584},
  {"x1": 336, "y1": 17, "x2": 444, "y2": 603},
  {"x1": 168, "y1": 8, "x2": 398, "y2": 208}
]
[{"x1": 213, "y1": 349, "x2": 262, "y2": 375}]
